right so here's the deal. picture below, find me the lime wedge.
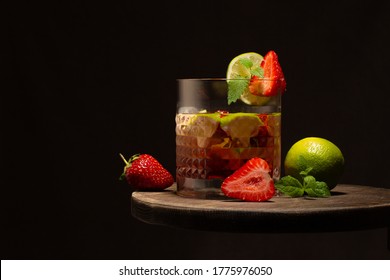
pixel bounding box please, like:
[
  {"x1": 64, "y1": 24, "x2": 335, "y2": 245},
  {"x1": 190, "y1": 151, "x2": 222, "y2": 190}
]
[
  {"x1": 239, "y1": 89, "x2": 270, "y2": 105},
  {"x1": 220, "y1": 113, "x2": 262, "y2": 148},
  {"x1": 227, "y1": 52, "x2": 263, "y2": 79},
  {"x1": 226, "y1": 52, "x2": 270, "y2": 105},
  {"x1": 190, "y1": 113, "x2": 221, "y2": 148}
]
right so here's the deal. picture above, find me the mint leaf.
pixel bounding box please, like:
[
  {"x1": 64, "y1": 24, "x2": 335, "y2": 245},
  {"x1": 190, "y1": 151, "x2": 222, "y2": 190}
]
[
  {"x1": 303, "y1": 175, "x2": 316, "y2": 188},
  {"x1": 306, "y1": 181, "x2": 331, "y2": 197},
  {"x1": 277, "y1": 175, "x2": 303, "y2": 188},
  {"x1": 276, "y1": 184, "x2": 305, "y2": 197},
  {"x1": 250, "y1": 66, "x2": 264, "y2": 78},
  {"x1": 227, "y1": 79, "x2": 250, "y2": 104},
  {"x1": 239, "y1": 58, "x2": 253, "y2": 68},
  {"x1": 299, "y1": 167, "x2": 313, "y2": 178},
  {"x1": 301, "y1": 171, "x2": 331, "y2": 197},
  {"x1": 276, "y1": 171, "x2": 331, "y2": 198},
  {"x1": 275, "y1": 175, "x2": 304, "y2": 197}
]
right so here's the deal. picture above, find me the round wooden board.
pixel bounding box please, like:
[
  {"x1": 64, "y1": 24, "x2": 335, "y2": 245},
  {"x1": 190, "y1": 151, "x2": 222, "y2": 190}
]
[{"x1": 131, "y1": 184, "x2": 390, "y2": 233}]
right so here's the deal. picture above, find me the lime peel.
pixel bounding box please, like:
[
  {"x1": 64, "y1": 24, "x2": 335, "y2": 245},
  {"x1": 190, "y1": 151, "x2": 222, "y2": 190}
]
[{"x1": 284, "y1": 137, "x2": 345, "y2": 190}]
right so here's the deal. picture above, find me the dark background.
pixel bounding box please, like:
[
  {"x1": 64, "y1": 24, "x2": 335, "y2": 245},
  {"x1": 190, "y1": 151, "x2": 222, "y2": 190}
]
[{"x1": 3, "y1": 1, "x2": 390, "y2": 259}]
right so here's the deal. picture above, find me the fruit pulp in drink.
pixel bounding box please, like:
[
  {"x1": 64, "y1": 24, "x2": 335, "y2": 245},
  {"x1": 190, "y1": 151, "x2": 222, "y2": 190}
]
[{"x1": 175, "y1": 111, "x2": 281, "y2": 198}]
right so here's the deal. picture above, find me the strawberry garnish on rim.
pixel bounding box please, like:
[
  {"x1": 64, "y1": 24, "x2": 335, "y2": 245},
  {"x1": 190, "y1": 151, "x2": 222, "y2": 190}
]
[
  {"x1": 221, "y1": 157, "x2": 275, "y2": 202},
  {"x1": 249, "y1": 50, "x2": 286, "y2": 96}
]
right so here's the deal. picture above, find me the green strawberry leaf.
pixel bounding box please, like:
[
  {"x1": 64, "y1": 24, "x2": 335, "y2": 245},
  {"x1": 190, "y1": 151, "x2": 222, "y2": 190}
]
[{"x1": 227, "y1": 79, "x2": 250, "y2": 104}]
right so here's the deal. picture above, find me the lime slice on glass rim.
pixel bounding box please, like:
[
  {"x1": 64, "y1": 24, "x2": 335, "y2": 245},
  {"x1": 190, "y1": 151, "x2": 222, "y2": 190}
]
[{"x1": 226, "y1": 52, "x2": 270, "y2": 105}]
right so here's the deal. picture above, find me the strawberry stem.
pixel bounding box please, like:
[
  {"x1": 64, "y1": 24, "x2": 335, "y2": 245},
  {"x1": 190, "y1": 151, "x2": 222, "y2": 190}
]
[
  {"x1": 119, "y1": 153, "x2": 128, "y2": 165},
  {"x1": 119, "y1": 153, "x2": 129, "y2": 181},
  {"x1": 119, "y1": 153, "x2": 141, "y2": 181}
]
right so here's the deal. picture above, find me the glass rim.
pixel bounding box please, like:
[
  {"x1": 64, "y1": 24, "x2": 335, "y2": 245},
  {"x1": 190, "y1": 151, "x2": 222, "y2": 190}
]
[{"x1": 177, "y1": 78, "x2": 284, "y2": 82}]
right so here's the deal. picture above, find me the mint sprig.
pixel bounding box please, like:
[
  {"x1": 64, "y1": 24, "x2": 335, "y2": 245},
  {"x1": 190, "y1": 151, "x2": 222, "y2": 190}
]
[
  {"x1": 275, "y1": 176, "x2": 305, "y2": 197},
  {"x1": 227, "y1": 58, "x2": 264, "y2": 104},
  {"x1": 227, "y1": 79, "x2": 249, "y2": 105},
  {"x1": 275, "y1": 168, "x2": 331, "y2": 198},
  {"x1": 239, "y1": 58, "x2": 253, "y2": 68}
]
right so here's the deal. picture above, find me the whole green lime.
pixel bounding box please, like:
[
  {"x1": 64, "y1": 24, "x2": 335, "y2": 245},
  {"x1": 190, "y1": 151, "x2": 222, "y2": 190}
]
[{"x1": 284, "y1": 137, "x2": 344, "y2": 189}]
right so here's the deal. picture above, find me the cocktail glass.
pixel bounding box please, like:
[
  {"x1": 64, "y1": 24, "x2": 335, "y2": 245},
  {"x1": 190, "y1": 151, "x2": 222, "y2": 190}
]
[{"x1": 176, "y1": 78, "x2": 282, "y2": 198}]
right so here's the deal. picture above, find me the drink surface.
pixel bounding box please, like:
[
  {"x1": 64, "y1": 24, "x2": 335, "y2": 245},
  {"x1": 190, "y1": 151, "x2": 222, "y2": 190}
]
[{"x1": 176, "y1": 111, "x2": 281, "y2": 197}]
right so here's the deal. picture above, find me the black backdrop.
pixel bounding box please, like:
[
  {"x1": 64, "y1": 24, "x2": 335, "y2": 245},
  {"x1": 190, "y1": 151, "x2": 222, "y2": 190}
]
[{"x1": 3, "y1": 1, "x2": 390, "y2": 259}]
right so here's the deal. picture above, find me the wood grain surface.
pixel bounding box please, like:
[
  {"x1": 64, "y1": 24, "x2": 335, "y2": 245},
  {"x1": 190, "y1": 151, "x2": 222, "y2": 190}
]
[{"x1": 131, "y1": 184, "x2": 390, "y2": 233}]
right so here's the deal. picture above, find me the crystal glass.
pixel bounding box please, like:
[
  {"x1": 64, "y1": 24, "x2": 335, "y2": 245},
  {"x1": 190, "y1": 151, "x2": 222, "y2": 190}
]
[{"x1": 176, "y1": 78, "x2": 282, "y2": 198}]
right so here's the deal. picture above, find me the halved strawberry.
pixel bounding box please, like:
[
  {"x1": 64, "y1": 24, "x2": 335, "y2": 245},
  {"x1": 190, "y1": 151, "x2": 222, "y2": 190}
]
[
  {"x1": 261, "y1": 50, "x2": 286, "y2": 96},
  {"x1": 249, "y1": 50, "x2": 286, "y2": 96},
  {"x1": 248, "y1": 76, "x2": 264, "y2": 95},
  {"x1": 221, "y1": 157, "x2": 275, "y2": 202}
]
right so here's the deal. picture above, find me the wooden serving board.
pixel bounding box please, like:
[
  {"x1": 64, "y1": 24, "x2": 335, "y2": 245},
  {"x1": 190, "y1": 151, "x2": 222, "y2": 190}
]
[{"x1": 131, "y1": 184, "x2": 390, "y2": 233}]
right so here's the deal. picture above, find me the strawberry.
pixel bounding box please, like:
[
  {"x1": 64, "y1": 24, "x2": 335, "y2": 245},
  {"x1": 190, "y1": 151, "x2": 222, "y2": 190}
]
[
  {"x1": 221, "y1": 157, "x2": 275, "y2": 202},
  {"x1": 119, "y1": 153, "x2": 174, "y2": 190},
  {"x1": 249, "y1": 50, "x2": 286, "y2": 96}
]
